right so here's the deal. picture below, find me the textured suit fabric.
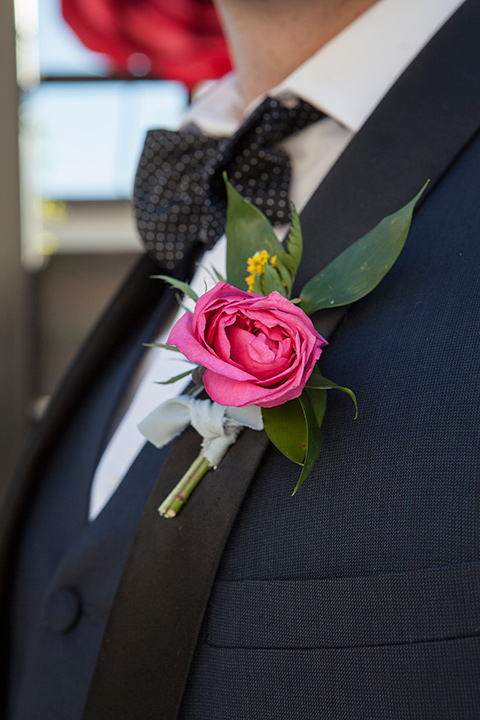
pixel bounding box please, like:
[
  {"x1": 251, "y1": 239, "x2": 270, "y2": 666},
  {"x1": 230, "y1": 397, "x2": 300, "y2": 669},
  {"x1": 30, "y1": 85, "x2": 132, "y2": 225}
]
[
  {"x1": 178, "y1": 129, "x2": 480, "y2": 718},
  {"x1": 2, "y1": 2, "x2": 480, "y2": 718}
]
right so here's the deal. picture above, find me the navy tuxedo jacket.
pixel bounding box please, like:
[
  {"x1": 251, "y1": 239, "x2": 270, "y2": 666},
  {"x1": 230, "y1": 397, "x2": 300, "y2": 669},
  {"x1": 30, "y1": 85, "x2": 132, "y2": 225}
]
[{"x1": 1, "y1": 2, "x2": 480, "y2": 718}]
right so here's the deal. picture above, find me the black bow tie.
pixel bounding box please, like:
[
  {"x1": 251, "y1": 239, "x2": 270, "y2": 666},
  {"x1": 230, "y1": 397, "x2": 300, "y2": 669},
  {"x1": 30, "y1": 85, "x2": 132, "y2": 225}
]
[{"x1": 133, "y1": 96, "x2": 324, "y2": 273}]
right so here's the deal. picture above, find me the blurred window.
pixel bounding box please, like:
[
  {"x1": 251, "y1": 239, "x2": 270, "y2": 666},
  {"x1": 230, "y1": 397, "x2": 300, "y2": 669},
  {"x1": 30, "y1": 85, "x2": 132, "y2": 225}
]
[
  {"x1": 23, "y1": 80, "x2": 187, "y2": 201},
  {"x1": 17, "y1": 0, "x2": 189, "y2": 263}
]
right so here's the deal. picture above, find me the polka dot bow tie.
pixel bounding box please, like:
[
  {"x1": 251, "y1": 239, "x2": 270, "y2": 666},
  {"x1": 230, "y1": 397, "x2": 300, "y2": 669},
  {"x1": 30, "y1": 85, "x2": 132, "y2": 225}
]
[{"x1": 133, "y1": 96, "x2": 324, "y2": 273}]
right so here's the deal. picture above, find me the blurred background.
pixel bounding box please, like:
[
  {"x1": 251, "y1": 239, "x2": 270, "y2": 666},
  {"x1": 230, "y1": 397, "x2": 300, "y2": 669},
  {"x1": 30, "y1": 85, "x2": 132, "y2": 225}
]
[{"x1": 1, "y1": 0, "x2": 230, "y2": 497}]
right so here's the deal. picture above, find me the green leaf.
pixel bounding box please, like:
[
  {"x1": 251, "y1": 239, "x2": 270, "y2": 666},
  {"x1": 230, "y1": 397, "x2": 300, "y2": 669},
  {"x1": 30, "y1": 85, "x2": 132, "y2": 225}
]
[
  {"x1": 152, "y1": 275, "x2": 199, "y2": 303},
  {"x1": 143, "y1": 342, "x2": 181, "y2": 353},
  {"x1": 262, "y1": 390, "x2": 325, "y2": 496},
  {"x1": 261, "y1": 262, "x2": 288, "y2": 297},
  {"x1": 275, "y1": 261, "x2": 293, "y2": 297},
  {"x1": 249, "y1": 272, "x2": 264, "y2": 295},
  {"x1": 195, "y1": 263, "x2": 219, "y2": 286},
  {"x1": 299, "y1": 183, "x2": 428, "y2": 314},
  {"x1": 224, "y1": 176, "x2": 285, "y2": 290},
  {"x1": 283, "y1": 204, "x2": 302, "y2": 279},
  {"x1": 307, "y1": 367, "x2": 358, "y2": 419},
  {"x1": 292, "y1": 391, "x2": 323, "y2": 495},
  {"x1": 224, "y1": 176, "x2": 304, "y2": 297},
  {"x1": 155, "y1": 369, "x2": 193, "y2": 385},
  {"x1": 212, "y1": 266, "x2": 226, "y2": 283},
  {"x1": 262, "y1": 399, "x2": 307, "y2": 465},
  {"x1": 307, "y1": 387, "x2": 327, "y2": 428}
]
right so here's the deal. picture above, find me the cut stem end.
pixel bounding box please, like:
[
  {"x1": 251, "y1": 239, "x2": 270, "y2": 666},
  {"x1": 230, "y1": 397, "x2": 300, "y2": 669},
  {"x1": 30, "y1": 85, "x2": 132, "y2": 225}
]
[{"x1": 158, "y1": 453, "x2": 211, "y2": 518}]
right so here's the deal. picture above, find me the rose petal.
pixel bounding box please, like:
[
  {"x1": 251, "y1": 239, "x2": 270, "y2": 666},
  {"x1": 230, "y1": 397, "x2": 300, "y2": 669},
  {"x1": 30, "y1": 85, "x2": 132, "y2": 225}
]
[{"x1": 168, "y1": 282, "x2": 327, "y2": 407}]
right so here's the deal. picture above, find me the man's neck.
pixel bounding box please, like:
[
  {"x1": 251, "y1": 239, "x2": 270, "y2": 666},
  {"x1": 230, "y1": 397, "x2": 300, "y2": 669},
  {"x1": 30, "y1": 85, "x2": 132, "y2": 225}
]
[{"x1": 214, "y1": 0, "x2": 379, "y2": 104}]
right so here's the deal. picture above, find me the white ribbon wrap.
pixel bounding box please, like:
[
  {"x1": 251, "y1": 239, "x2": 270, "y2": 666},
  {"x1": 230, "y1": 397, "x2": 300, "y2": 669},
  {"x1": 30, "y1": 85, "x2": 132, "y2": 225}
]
[{"x1": 138, "y1": 397, "x2": 264, "y2": 467}]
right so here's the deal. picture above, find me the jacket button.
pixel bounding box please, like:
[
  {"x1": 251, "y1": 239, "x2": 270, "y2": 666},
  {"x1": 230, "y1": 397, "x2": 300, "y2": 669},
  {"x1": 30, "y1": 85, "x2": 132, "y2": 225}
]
[{"x1": 42, "y1": 588, "x2": 81, "y2": 634}]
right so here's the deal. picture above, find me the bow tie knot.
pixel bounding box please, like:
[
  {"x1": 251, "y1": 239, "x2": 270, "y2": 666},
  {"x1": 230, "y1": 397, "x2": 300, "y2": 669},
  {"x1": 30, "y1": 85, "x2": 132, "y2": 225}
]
[{"x1": 133, "y1": 96, "x2": 324, "y2": 272}]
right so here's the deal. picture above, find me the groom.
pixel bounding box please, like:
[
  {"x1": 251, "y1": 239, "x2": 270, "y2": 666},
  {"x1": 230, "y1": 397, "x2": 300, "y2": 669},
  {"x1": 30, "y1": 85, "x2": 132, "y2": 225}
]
[{"x1": 2, "y1": 0, "x2": 480, "y2": 718}]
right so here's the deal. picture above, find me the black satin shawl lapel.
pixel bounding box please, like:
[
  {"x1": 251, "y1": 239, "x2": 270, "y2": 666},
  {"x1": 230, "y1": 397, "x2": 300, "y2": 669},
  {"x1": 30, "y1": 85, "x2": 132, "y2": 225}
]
[{"x1": 82, "y1": 425, "x2": 270, "y2": 720}]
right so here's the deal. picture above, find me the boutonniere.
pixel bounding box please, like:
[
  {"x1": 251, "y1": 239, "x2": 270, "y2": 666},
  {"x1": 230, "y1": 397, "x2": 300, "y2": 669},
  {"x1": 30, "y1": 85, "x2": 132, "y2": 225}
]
[{"x1": 139, "y1": 177, "x2": 426, "y2": 517}]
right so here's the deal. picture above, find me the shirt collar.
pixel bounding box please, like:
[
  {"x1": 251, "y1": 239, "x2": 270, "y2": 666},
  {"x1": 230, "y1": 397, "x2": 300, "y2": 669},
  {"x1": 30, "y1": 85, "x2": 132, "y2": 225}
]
[{"x1": 184, "y1": 0, "x2": 465, "y2": 135}]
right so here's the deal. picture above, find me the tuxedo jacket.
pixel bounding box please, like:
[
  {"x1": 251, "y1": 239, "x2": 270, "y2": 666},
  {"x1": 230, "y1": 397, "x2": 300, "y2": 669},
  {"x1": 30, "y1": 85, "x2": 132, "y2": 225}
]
[{"x1": 2, "y1": 2, "x2": 480, "y2": 718}]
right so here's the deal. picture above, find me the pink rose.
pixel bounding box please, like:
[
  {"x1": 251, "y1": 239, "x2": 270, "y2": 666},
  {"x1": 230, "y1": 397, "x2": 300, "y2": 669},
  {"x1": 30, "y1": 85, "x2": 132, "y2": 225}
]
[{"x1": 168, "y1": 282, "x2": 327, "y2": 408}]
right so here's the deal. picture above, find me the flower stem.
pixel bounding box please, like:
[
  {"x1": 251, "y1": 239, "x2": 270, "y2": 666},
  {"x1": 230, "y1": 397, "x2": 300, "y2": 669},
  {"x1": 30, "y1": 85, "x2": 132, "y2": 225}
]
[{"x1": 158, "y1": 452, "x2": 211, "y2": 518}]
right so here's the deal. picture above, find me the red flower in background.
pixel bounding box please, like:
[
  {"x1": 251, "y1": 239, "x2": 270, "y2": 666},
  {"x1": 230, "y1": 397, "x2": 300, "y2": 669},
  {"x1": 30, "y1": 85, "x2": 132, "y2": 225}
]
[{"x1": 62, "y1": 0, "x2": 231, "y2": 89}]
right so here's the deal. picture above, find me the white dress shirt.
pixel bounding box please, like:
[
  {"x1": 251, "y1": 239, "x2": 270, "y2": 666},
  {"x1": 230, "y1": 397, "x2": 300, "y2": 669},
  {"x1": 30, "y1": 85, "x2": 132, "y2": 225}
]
[{"x1": 89, "y1": 0, "x2": 465, "y2": 520}]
